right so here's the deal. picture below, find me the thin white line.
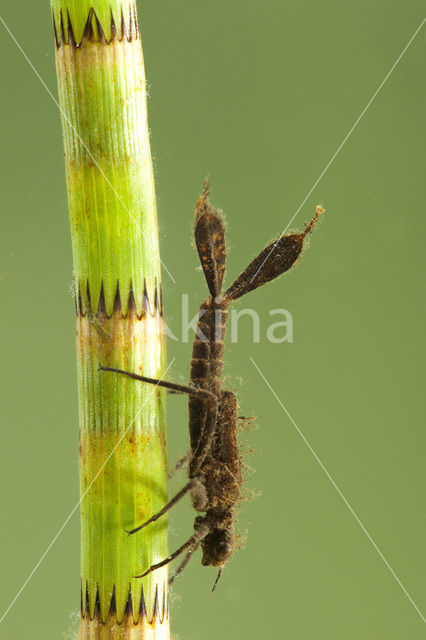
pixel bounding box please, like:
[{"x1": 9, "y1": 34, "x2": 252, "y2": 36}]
[
  {"x1": 0, "y1": 358, "x2": 175, "y2": 625},
  {"x1": 250, "y1": 356, "x2": 426, "y2": 624},
  {"x1": 0, "y1": 15, "x2": 176, "y2": 285},
  {"x1": 249, "y1": 16, "x2": 426, "y2": 283}
]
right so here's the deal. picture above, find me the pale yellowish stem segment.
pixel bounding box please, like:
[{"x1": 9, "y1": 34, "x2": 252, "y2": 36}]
[{"x1": 78, "y1": 307, "x2": 168, "y2": 635}]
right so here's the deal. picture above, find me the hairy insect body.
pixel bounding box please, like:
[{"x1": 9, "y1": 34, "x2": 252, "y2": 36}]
[
  {"x1": 194, "y1": 390, "x2": 241, "y2": 567},
  {"x1": 189, "y1": 298, "x2": 229, "y2": 469},
  {"x1": 100, "y1": 183, "x2": 324, "y2": 586},
  {"x1": 188, "y1": 295, "x2": 240, "y2": 568}
]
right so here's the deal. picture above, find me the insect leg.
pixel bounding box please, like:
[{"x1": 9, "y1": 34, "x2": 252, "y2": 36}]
[
  {"x1": 135, "y1": 521, "x2": 210, "y2": 579},
  {"x1": 127, "y1": 478, "x2": 201, "y2": 535},
  {"x1": 189, "y1": 394, "x2": 219, "y2": 474},
  {"x1": 168, "y1": 545, "x2": 199, "y2": 586},
  {"x1": 99, "y1": 365, "x2": 212, "y2": 398}
]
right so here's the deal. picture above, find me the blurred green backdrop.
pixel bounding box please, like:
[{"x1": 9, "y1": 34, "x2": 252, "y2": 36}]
[{"x1": 0, "y1": 1, "x2": 425, "y2": 638}]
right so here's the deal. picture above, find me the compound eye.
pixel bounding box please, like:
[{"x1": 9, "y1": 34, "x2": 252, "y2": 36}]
[{"x1": 214, "y1": 541, "x2": 232, "y2": 562}]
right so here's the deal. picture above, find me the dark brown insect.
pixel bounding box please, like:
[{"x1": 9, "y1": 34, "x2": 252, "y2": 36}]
[{"x1": 100, "y1": 182, "x2": 323, "y2": 587}]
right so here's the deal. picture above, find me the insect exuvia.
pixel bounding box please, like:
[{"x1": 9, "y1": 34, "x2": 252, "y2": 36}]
[{"x1": 100, "y1": 181, "x2": 324, "y2": 588}]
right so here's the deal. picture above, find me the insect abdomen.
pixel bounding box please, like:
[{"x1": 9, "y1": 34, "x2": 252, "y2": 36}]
[
  {"x1": 188, "y1": 298, "x2": 229, "y2": 452},
  {"x1": 190, "y1": 299, "x2": 228, "y2": 389}
]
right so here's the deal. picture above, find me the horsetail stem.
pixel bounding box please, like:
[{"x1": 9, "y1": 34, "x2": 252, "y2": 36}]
[{"x1": 51, "y1": 2, "x2": 169, "y2": 636}]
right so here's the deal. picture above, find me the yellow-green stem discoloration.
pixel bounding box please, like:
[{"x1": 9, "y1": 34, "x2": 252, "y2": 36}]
[{"x1": 78, "y1": 299, "x2": 168, "y2": 624}]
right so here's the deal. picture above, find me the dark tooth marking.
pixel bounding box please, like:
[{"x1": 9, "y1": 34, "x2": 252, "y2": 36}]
[
  {"x1": 80, "y1": 581, "x2": 167, "y2": 626},
  {"x1": 53, "y1": 3, "x2": 140, "y2": 48},
  {"x1": 76, "y1": 279, "x2": 163, "y2": 319}
]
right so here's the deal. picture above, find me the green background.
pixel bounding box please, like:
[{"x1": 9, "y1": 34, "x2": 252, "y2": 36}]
[{"x1": 0, "y1": 1, "x2": 425, "y2": 638}]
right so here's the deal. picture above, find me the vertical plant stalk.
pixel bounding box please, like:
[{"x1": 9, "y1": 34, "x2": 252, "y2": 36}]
[{"x1": 51, "y1": 2, "x2": 169, "y2": 638}]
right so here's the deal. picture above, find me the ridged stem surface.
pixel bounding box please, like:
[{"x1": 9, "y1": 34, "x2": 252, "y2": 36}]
[{"x1": 52, "y1": 2, "x2": 169, "y2": 637}]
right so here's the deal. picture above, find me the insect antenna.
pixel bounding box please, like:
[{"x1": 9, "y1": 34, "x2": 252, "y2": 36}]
[{"x1": 210, "y1": 567, "x2": 223, "y2": 595}]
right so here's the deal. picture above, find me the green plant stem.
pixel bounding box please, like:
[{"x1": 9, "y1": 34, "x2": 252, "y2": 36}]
[{"x1": 51, "y1": 2, "x2": 169, "y2": 636}]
